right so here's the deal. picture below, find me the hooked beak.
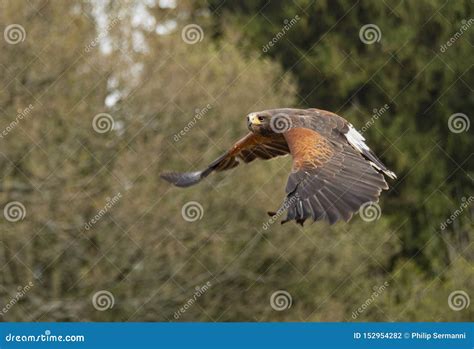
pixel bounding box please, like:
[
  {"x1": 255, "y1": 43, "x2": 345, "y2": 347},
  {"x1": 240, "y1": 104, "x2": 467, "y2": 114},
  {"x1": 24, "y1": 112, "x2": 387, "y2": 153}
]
[{"x1": 247, "y1": 113, "x2": 261, "y2": 128}]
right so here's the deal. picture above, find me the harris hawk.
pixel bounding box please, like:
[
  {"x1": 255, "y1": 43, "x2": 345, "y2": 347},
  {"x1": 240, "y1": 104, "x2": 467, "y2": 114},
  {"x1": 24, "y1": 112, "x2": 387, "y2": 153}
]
[{"x1": 161, "y1": 108, "x2": 396, "y2": 225}]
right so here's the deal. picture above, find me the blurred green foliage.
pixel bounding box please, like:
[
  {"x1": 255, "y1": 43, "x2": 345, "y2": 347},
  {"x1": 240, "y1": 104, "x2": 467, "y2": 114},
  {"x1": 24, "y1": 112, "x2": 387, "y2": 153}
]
[{"x1": 0, "y1": 0, "x2": 472, "y2": 321}]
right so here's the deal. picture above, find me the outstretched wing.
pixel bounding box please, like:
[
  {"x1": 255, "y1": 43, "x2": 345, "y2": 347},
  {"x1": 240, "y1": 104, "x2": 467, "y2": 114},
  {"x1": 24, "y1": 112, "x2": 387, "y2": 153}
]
[
  {"x1": 277, "y1": 109, "x2": 395, "y2": 225},
  {"x1": 160, "y1": 132, "x2": 289, "y2": 187},
  {"x1": 301, "y1": 108, "x2": 396, "y2": 179}
]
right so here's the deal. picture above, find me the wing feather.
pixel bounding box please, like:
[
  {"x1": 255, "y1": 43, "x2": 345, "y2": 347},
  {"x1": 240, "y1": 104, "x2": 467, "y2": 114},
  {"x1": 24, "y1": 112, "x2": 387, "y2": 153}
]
[
  {"x1": 278, "y1": 114, "x2": 392, "y2": 225},
  {"x1": 160, "y1": 132, "x2": 289, "y2": 187}
]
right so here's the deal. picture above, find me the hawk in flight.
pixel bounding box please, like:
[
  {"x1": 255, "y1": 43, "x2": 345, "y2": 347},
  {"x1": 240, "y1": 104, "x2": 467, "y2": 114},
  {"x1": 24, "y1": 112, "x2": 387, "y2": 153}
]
[{"x1": 161, "y1": 108, "x2": 396, "y2": 225}]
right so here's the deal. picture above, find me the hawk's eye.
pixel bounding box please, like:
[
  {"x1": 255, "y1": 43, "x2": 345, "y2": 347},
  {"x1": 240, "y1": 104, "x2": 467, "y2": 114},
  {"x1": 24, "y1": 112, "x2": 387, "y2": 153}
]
[{"x1": 258, "y1": 116, "x2": 264, "y2": 122}]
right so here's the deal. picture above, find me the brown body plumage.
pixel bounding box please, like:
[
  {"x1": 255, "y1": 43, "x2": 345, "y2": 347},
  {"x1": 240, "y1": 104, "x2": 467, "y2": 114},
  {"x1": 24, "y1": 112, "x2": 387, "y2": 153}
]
[{"x1": 161, "y1": 108, "x2": 396, "y2": 225}]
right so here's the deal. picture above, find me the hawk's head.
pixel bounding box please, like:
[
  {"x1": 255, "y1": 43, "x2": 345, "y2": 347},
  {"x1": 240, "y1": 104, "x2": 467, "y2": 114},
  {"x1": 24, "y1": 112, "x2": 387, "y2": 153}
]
[
  {"x1": 247, "y1": 111, "x2": 293, "y2": 135},
  {"x1": 247, "y1": 112, "x2": 274, "y2": 135}
]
